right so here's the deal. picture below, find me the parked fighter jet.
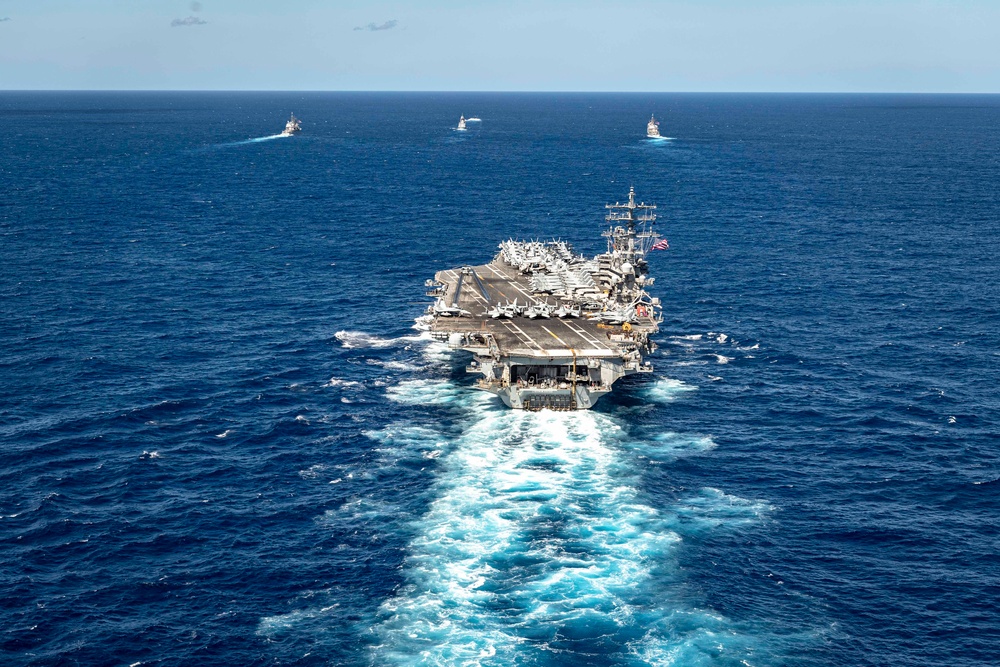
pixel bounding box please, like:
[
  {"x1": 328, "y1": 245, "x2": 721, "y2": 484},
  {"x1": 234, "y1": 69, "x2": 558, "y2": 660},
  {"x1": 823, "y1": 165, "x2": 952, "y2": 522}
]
[
  {"x1": 553, "y1": 304, "x2": 582, "y2": 319},
  {"x1": 525, "y1": 302, "x2": 553, "y2": 319},
  {"x1": 589, "y1": 307, "x2": 635, "y2": 325},
  {"x1": 433, "y1": 298, "x2": 471, "y2": 317},
  {"x1": 484, "y1": 299, "x2": 523, "y2": 319}
]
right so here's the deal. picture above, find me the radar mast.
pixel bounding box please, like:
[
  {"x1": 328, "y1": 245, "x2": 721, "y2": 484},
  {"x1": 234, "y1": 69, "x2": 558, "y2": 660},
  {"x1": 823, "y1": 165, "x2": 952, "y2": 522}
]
[{"x1": 604, "y1": 186, "x2": 661, "y2": 260}]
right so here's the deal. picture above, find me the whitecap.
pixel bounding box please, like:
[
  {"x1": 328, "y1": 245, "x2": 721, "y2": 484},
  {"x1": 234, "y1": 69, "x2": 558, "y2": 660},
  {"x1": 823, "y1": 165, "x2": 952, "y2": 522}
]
[
  {"x1": 386, "y1": 379, "x2": 468, "y2": 406},
  {"x1": 257, "y1": 607, "x2": 332, "y2": 637},
  {"x1": 646, "y1": 378, "x2": 698, "y2": 403},
  {"x1": 364, "y1": 425, "x2": 449, "y2": 465},
  {"x1": 323, "y1": 377, "x2": 364, "y2": 389},
  {"x1": 714, "y1": 354, "x2": 734, "y2": 364},
  {"x1": 334, "y1": 330, "x2": 403, "y2": 349},
  {"x1": 366, "y1": 359, "x2": 421, "y2": 372},
  {"x1": 215, "y1": 429, "x2": 232, "y2": 438},
  {"x1": 669, "y1": 487, "x2": 772, "y2": 534},
  {"x1": 324, "y1": 496, "x2": 398, "y2": 524},
  {"x1": 652, "y1": 432, "x2": 717, "y2": 454},
  {"x1": 299, "y1": 464, "x2": 327, "y2": 480}
]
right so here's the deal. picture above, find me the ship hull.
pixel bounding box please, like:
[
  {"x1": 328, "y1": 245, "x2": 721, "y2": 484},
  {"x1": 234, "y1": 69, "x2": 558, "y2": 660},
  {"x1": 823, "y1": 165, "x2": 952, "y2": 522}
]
[{"x1": 430, "y1": 257, "x2": 657, "y2": 411}]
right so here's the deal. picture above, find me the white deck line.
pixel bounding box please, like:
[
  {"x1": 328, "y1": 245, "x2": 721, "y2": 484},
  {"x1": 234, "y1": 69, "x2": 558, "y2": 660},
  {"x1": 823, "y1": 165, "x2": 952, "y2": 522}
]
[
  {"x1": 482, "y1": 262, "x2": 540, "y2": 304},
  {"x1": 540, "y1": 325, "x2": 572, "y2": 349},
  {"x1": 558, "y1": 319, "x2": 612, "y2": 351},
  {"x1": 509, "y1": 348, "x2": 616, "y2": 359},
  {"x1": 503, "y1": 320, "x2": 546, "y2": 352},
  {"x1": 499, "y1": 320, "x2": 531, "y2": 348},
  {"x1": 501, "y1": 321, "x2": 544, "y2": 352}
]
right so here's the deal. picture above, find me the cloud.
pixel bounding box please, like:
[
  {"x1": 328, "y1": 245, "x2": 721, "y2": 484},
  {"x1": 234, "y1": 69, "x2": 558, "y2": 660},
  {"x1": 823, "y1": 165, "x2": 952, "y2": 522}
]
[
  {"x1": 171, "y1": 16, "x2": 207, "y2": 27},
  {"x1": 190, "y1": 1, "x2": 202, "y2": 12},
  {"x1": 0, "y1": 17, "x2": 11, "y2": 22},
  {"x1": 354, "y1": 19, "x2": 397, "y2": 32}
]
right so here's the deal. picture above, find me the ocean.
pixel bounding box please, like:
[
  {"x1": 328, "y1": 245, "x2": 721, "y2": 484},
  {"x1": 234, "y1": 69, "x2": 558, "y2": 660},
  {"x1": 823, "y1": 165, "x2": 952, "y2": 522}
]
[{"x1": 1, "y1": 92, "x2": 998, "y2": 666}]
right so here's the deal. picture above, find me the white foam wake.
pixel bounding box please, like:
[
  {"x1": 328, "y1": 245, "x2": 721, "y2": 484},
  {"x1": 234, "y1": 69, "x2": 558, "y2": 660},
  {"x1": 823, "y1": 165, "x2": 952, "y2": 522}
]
[
  {"x1": 370, "y1": 393, "x2": 756, "y2": 664},
  {"x1": 334, "y1": 329, "x2": 447, "y2": 363},
  {"x1": 235, "y1": 133, "x2": 288, "y2": 145},
  {"x1": 646, "y1": 378, "x2": 698, "y2": 403},
  {"x1": 335, "y1": 330, "x2": 409, "y2": 349},
  {"x1": 386, "y1": 379, "x2": 468, "y2": 406}
]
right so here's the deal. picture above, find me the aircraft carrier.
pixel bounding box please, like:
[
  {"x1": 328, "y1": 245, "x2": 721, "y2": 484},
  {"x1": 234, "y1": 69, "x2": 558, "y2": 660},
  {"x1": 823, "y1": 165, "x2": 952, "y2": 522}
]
[{"x1": 426, "y1": 187, "x2": 665, "y2": 410}]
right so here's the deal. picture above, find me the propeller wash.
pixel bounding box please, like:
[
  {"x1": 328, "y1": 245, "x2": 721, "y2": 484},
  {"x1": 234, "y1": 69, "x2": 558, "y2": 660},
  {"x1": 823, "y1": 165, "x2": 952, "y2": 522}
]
[{"x1": 426, "y1": 187, "x2": 666, "y2": 410}]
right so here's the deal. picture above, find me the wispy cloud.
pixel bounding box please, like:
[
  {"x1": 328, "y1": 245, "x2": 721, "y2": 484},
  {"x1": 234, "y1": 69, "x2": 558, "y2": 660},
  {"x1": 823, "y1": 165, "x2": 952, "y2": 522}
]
[
  {"x1": 354, "y1": 19, "x2": 397, "y2": 32},
  {"x1": 171, "y1": 16, "x2": 207, "y2": 27},
  {"x1": 0, "y1": 17, "x2": 11, "y2": 22},
  {"x1": 190, "y1": 1, "x2": 203, "y2": 11}
]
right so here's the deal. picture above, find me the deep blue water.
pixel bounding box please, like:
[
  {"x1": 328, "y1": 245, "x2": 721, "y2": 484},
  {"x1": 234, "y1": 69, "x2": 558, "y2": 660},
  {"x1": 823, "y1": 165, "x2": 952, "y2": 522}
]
[{"x1": 2, "y1": 92, "x2": 999, "y2": 666}]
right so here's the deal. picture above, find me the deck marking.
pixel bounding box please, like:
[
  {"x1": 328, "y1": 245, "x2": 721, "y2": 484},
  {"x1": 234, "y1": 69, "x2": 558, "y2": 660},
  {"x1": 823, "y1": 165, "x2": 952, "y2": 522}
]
[
  {"x1": 559, "y1": 319, "x2": 612, "y2": 351},
  {"x1": 541, "y1": 325, "x2": 569, "y2": 348},
  {"x1": 482, "y1": 263, "x2": 539, "y2": 304},
  {"x1": 500, "y1": 321, "x2": 535, "y2": 350},
  {"x1": 443, "y1": 269, "x2": 490, "y2": 307},
  {"x1": 437, "y1": 263, "x2": 628, "y2": 357},
  {"x1": 505, "y1": 321, "x2": 546, "y2": 351}
]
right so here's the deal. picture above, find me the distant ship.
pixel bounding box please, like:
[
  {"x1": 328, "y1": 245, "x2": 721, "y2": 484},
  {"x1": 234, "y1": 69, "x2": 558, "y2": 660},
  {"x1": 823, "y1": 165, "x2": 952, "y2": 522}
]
[
  {"x1": 281, "y1": 114, "x2": 302, "y2": 136},
  {"x1": 457, "y1": 115, "x2": 467, "y2": 131},
  {"x1": 647, "y1": 114, "x2": 661, "y2": 139}
]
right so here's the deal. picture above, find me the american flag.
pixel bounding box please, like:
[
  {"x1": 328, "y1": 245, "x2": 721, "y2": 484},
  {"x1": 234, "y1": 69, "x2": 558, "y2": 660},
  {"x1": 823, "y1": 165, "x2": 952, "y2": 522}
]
[{"x1": 651, "y1": 238, "x2": 670, "y2": 251}]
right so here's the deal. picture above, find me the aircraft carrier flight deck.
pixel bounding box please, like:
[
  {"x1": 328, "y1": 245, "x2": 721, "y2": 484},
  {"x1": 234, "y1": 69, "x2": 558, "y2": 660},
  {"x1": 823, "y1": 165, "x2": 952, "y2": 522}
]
[{"x1": 426, "y1": 187, "x2": 665, "y2": 410}]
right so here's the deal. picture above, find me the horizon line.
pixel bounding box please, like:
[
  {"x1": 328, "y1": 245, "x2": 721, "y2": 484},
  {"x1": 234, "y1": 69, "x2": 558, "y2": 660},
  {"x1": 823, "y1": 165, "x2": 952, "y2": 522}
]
[{"x1": 2, "y1": 89, "x2": 999, "y2": 95}]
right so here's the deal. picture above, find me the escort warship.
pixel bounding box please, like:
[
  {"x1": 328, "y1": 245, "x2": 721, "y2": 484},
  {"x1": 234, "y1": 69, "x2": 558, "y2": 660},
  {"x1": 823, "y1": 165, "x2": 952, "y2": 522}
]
[
  {"x1": 426, "y1": 187, "x2": 665, "y2": 410},
  {"x1": 647, "y1": 114, "x2": 662, "y2": 138},
  {"x1": 281, "y1": 113, "x2": 302, "y2": 136}
]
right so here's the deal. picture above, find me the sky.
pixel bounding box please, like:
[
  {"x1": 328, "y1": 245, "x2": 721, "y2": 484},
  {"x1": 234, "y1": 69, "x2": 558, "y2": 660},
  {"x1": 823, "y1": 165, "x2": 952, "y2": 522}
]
[{"x1": 0, "y1": 0, "x2": 997, "y2": 92}]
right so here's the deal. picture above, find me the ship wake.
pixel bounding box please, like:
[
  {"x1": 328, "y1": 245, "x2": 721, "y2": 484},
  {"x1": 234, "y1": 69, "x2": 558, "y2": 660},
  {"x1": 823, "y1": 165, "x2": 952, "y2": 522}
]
[
  {"x1": 370, "y1": 381, "x2": 763, "y2": 665},
  {"x1": 226, "y1": 133, "x2": 289, "y2": 146}
]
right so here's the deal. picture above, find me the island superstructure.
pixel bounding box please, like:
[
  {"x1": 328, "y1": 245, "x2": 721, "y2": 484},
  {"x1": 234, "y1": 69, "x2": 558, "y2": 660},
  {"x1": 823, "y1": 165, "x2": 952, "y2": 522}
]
[{"x1": 426, "y1": 187, "x2": 665, "y2": 410}]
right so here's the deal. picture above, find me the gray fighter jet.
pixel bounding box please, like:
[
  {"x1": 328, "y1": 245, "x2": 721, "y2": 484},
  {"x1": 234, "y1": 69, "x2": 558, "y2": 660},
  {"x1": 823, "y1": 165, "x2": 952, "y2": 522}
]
[
  {"x1": 525, "y1": 302, "x2": 553, "y2": 319},
  {"x1": 553, "y1": 304, "x2": 582, "y2": 319}
]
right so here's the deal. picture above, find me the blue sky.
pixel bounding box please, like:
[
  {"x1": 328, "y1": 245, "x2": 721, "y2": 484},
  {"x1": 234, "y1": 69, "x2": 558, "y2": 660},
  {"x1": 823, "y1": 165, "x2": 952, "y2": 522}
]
[{"x1": 0, "y1": 0, "x2": 997, "y2": 91}]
